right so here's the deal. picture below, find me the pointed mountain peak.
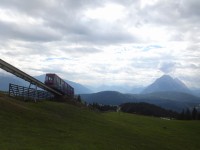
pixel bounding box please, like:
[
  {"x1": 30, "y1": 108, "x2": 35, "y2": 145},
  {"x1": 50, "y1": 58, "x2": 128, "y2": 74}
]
[
  {"x1": 160, "y1": 74, "x2": 172, "y2": 78},
  {"x1": 156, "y1": 74, "x2": 173, "y2": 81},
  {"x1": 158, "y1": 74, "x2": 174, "y2": 80},
  {"x1": 142, "y1": 75, "x2": 191, "y2": 94}
]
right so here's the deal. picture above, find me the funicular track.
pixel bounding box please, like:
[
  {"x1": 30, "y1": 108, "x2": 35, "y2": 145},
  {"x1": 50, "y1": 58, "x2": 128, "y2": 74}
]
[{"x1": 0, "y1": 59, "x2": 62, "y2": 99}]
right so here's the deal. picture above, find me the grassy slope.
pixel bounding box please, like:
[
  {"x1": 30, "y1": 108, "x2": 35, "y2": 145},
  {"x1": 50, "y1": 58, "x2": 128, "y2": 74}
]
[{"x1": 0, "y1": 93, "x2": 200, "y2": 150}]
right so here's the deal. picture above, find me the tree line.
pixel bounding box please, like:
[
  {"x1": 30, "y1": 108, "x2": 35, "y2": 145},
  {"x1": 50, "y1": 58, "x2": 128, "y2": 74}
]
[
  {"x1": 120, "y1": 102, "x2": 179, "y2": 118},
  {"x1": 89, "y1": 103, "x2": 118, "y2": 112},
  {"x1": 78, "y1": 95, "x2": 200, "y2": 120},
  {"x1": 179, "y1": 107, "x2": 200, "y2": 120}
]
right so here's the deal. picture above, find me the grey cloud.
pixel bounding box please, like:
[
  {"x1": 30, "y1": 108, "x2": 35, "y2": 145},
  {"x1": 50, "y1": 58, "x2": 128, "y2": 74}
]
[
  {"x1": 58, "y1": 47, "x2": 102, "y2": 57},
  {"x1": 90, "y1": 64, "x2": 120, "y2": 74},
  {"x1": 177, "y1": 44, "x2": 200, "y2": 63},
  {"x1": 159, "y1": 62, "x2": 177, "y2": 74},
  {"x1": 187, "y1": 44, "x2": 200, "y2": 52},
  {"x1": 63, "y1": 47, "x2": 101, "y2": 53},
  {"x1": 0, "y1": 0, "x2": 200, "y2": 87},
  {"x1": 0, "y1": 21, "x2": 62, "y2": 42},
  {"x1": 139, "y1": 0, "x2": 200, "y2": 25},
  {"x1": 1, "y1": 0, "x2": 200, "y2": 44},
  {"x1": 45, "y1": 57, "x2": 70, "y2": 61},
  {"x1": 132, "y1": 61, "x2": 158, "y2": 69},
  {"x1": 0, "y1": 0, "x2": 103, "y2": 20},
  {"x1": 1, "y1": 41, "x2": 52, "y2": 57},
  {"x1": 189, "y1": 64, "x2": 200, "y2": 69},
  {"x1": 45, "y1": 15, "x2": 137, "y2": 45},
  {"x1": 0, "y1": 0, "x2": 138, "y2": 45},
  {"x1": 30, "y1": 67, "x2": 64, "y2": 74},
  {"x1": 123, "y1": 0, "x2": 200, "y2": 42},
  {"x1": 180, "y1": 0, "x2": 200, "y2": 18},
  {"x1": 67, "y1": 29, "x2": 136, "y2": 45}
]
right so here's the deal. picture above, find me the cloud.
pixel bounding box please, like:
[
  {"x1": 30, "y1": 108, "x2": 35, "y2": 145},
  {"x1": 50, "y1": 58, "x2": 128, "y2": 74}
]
[
  {"x1": 0, "y1": 0, "x2": 200, "y2": 88},
  {"x1": 0, "y1": 0, "x2": 138, "y2": 45},
  {"x1": 0, "y1": 20, "x2": 62, "y2": 42},
  {"x1": 159, "y1": 62, "x2": 177, "y2": 74}
]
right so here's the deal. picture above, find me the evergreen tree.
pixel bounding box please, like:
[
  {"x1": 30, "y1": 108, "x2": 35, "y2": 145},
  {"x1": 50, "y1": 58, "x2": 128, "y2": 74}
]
[
  {"x1": 192, "y1": 107, "x2": 197, "y2": 120},
  {"x1": 77, "y1": 95, "x2": 81, "y2": 103},
  {"x1": 197, "y1": 112, "x2": 200, "y2": 120},
  {"x1": 179, "y1": 109, "x2": 185, "y2": 120},
  {"x1": 185, "y1": 108, "x2": 192, "y2": 120}
]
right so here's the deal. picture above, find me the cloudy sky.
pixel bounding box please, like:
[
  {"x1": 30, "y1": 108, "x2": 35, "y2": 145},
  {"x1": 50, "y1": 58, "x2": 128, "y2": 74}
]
[{"x1": 0, "y1": 0, "x2": 200, "y2": 88}]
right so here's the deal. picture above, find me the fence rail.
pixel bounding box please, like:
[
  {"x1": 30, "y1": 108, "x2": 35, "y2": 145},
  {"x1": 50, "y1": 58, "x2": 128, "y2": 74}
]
[{"x1": 9, "y1": 83, "x2": 54, "y2": 101}]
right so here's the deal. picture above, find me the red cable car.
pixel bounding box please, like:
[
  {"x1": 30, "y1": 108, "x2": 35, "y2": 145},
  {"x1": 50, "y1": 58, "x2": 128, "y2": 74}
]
[{"x1": 44, "y1": 73, "x2": 74, "y2": 97}]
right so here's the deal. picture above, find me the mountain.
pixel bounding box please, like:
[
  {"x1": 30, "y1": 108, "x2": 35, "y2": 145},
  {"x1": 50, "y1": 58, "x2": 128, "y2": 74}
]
[
  {"x1": 90, "y1": 85, "x2": 134, "y2": 93},
  {"x1": 141, "y1": 91, "x2": 200, "y2": 111},
  {"x1": 81, "y1": 91, "x2": 133, "y2": 105},
  {"x1": 143, "y1": 91, "x2": 200, "y2": 103},
  {"x1": 0, "y1": 74, "x2": 92, "y2": 94},
  {"x1": 81, "y1": 91, "x2": 200, "y2": 112},
  {"x1": 142, "y1": 75, "x2": 191, "y2": 94},
  {"x1": 74, "y1": 74, "x2": 199, "y2": 111},
  {"x1": 0, "y1": 75, "x2": 22, "y2": 91},
  {"x1": 64, "y1": 80, "x2": 92, "y2": 94},
  {"x1": 130, "y1": 86, "x2": 145, "y2": 94},
  {"x1": 191, "y1": 88, "x2": 200, "y2": 97}
]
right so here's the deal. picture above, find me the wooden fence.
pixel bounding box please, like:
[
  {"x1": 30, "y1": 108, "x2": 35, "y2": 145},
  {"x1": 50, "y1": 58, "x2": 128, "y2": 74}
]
[{"x1": 9, "y1": 83, "x2": 54, "y2": 101}]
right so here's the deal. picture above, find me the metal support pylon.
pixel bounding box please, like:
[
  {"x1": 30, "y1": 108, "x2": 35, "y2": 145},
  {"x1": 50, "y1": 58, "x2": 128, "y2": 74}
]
[{"x1": 34, "y1": 84, "x2": 38, "y2": 102}]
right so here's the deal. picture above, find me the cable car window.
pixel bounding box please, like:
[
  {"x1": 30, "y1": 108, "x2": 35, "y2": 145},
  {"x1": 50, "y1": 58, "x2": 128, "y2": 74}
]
[{"x1": 48, "y1": 76, "x2": 53, "y2": 81}]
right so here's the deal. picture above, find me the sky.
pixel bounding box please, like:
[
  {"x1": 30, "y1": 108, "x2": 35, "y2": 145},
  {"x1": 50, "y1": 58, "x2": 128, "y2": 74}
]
[{"x1": 0, "y1": 0, "x2": 200, "y2": 88}]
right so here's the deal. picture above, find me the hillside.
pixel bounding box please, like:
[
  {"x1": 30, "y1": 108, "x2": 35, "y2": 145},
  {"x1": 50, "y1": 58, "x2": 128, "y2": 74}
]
[{"x1": 0, "y1": 94, "x2": 200, "y2": 149}]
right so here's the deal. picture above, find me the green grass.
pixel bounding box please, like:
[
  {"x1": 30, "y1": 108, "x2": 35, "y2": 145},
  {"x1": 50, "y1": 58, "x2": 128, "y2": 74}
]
[{"x1": 0, "y1": 94, "x2": 200, "y2": 150}]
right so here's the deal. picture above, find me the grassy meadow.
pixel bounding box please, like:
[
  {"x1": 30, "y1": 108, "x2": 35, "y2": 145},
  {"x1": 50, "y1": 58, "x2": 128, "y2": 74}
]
[{"x1": 0, "y1": 93, "x2": 200, "y2": 150}]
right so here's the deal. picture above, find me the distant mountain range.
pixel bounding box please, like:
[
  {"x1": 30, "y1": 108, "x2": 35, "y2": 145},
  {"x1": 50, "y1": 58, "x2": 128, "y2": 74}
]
[
  {"x1": 81, "y1": 91, "x2": 200, "y2": 112},
  {"x1": 0, "y1": 75, "x2": 22, "y2": 91},
  {"x1": 81, "y1": 75, "x2": 200, "y2": 112},
  {"x1": 192, "y1": 89, "x2": 200, "y2": 97},
  {"x1": 1, "y1": 72, "x2": 199, "y2": 95},
  {"x1": 1, "y1": 73, "x2": 200, "y2": 111},
  {"x1": 92, "y1": 84, "x2": 144, "y2": 94}
]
